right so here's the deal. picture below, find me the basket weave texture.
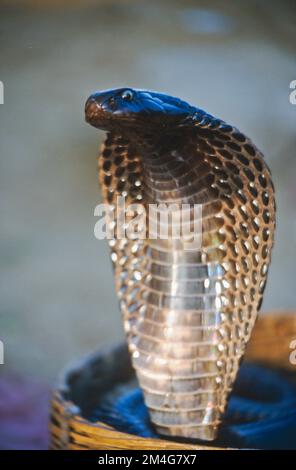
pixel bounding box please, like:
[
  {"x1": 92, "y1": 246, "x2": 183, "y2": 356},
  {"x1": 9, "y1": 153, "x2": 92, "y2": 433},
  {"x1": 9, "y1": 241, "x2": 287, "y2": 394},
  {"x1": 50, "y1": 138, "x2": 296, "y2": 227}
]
[{"x1": 50, "y1": 312, "x2": 296, "y2": 450}]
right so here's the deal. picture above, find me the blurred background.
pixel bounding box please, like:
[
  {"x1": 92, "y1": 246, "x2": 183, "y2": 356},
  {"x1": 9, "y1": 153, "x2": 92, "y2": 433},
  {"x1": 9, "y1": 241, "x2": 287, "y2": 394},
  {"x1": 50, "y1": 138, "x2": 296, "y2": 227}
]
[{"x1": 0, "y1": 0, "x2": 295, "y2": 388}]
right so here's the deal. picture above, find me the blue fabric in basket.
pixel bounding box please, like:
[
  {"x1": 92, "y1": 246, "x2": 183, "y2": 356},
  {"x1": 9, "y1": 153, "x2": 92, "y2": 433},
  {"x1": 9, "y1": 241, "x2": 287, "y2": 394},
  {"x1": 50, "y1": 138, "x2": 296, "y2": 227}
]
[{"x1": 91, "y1": 363, "x2": 296, "y2": 449}]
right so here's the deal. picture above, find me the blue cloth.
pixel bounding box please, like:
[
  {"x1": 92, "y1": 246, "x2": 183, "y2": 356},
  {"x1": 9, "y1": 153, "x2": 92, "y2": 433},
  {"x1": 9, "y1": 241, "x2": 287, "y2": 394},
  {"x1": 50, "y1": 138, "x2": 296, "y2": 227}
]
[{"x1": 91, "y1": 364, "x2": 296, "y2": 449}]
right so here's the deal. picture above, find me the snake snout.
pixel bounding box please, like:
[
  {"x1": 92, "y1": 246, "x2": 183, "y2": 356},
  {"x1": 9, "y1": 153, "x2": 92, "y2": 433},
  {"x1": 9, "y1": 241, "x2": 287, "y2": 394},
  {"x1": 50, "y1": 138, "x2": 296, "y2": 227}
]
[{"x1": 85, "y1": 97, "x2": 101, "y2": 124}]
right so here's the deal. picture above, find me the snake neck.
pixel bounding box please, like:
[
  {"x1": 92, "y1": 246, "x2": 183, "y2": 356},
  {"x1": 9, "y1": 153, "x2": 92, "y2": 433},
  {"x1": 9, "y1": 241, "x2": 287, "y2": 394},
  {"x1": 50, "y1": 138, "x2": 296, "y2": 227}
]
[{"x1": 121, "y1": 128, "x2": 196, "y2": 205}]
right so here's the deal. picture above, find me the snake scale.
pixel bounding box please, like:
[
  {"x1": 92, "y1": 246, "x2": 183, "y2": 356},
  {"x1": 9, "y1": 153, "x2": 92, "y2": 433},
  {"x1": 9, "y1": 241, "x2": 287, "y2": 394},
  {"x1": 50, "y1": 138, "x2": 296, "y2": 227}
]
[{"x1": 85, "y1": 88, "x2": 275, "y2": 441}]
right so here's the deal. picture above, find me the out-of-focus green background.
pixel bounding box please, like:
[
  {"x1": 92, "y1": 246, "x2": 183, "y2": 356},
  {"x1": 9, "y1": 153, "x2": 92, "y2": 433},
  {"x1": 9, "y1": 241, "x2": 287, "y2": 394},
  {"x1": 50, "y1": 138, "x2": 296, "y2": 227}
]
[{"x1": 0, "y1": 0, "x2": 295, "y2": 382}]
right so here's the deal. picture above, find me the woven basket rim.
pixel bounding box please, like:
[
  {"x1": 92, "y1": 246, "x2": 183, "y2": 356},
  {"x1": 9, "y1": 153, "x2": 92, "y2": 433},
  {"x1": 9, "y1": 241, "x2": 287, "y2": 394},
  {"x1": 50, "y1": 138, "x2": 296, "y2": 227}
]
[{"x1": 50, "y1": 311, "x2": 296, "y2": 450}]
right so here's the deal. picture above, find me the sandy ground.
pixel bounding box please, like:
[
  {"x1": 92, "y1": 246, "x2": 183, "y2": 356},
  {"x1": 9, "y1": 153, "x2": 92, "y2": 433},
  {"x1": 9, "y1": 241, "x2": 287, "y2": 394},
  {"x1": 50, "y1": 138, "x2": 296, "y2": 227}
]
[{"x1": 0, "y1": 0, "x2": 296, "y2": 382}]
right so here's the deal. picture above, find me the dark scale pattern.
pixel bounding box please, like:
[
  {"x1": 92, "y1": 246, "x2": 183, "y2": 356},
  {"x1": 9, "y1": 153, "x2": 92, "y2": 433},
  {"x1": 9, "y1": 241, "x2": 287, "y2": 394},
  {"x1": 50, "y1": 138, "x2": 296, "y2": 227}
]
[
  {"x1": 98, "y1": 134, "x2": 148, "y2": 341},
  {"x1": 97, "y1": 117, "x2": 275, "y2": 441}
]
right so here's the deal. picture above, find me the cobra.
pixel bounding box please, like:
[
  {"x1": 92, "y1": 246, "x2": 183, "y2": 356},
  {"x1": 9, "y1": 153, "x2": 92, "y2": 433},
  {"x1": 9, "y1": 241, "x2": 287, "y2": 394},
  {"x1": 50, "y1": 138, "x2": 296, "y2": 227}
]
[{"x1": 85, "y1": 88, "x2": 275, "y2": 441}]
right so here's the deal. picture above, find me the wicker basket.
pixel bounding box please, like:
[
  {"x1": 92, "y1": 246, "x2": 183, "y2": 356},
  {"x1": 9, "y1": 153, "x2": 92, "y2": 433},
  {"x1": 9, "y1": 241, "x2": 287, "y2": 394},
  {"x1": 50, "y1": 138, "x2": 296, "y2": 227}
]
[{"x1": 50, "y1": 312, "x2": 296, "y2": 450}]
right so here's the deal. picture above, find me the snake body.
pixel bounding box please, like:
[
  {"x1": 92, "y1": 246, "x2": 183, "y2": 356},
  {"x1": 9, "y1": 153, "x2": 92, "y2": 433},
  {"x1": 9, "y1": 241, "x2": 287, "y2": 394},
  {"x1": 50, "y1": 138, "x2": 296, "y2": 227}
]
[{"x1": 85, "y1": 88, "x2": 275, "y2": 440}]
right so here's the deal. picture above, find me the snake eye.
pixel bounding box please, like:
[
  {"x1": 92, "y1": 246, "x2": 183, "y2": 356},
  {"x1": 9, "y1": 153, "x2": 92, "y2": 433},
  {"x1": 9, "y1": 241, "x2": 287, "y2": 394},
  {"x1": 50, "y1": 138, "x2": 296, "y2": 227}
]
[{"x1": 121, "y1": 90, "x2": 134, "y2": 101}]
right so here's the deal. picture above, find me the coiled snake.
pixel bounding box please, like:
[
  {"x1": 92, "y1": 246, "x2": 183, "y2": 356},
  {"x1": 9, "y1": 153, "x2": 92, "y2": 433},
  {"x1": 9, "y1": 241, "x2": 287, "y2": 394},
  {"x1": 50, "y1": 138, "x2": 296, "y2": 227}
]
[{"x1": 85, "y1": 88, "x2": 275, "y2": 441}]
